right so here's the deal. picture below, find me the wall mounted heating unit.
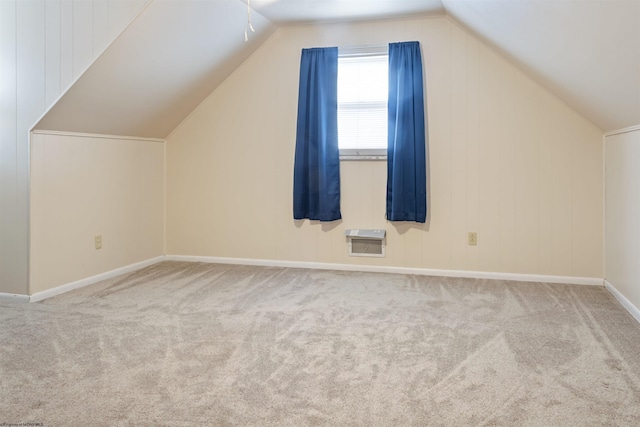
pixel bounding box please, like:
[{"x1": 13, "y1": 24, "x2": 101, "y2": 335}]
[{"x1": 345, "y1": 229, "x2": 386, "y2": 257}]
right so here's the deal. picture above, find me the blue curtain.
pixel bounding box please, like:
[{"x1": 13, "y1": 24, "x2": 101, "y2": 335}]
[
  {"x1": 386, "y1": 41, "x2": 427, "y2": 223},
  {"x1": 293, "y1": 47, "x2": 341, "y2": 222}
]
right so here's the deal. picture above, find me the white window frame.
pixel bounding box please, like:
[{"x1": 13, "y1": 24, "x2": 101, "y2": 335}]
[{"x1": 338, "y1": 45, "x2": 388, "y2": 161}]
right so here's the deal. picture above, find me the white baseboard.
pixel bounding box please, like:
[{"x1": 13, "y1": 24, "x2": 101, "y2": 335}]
[
  {"x1": 18, "y1": 254, "x2": 640, "y2": 325},
  {"x1": 26, "y1": 254, "x2": 604, "y2": 304},
  {"x1": 165, "y1": 255, "x2": 603, "y2": 286},
  {"x1": 604, "y1": 280, "x2": 640, "y2": 324},
  {"x1": 29, "y1": 256, "x2": 165, "y2": 303},
  {"x1": 0, "y1": 292, "x2": 30, "y2": 303}
]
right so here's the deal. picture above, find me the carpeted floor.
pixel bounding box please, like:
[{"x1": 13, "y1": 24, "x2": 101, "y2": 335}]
[{"x1": 1, "y1": 261, "x2": 640, "y2": 426}]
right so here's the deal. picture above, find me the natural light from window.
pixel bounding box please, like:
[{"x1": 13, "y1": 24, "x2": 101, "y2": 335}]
[{"x1": 337, "y1": 50, "x2": 388, "y2": 157}]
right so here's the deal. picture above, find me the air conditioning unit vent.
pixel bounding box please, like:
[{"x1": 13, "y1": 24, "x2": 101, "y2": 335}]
[{"x1": 345, "y1": 229, "x2": 386, "y2": 257}]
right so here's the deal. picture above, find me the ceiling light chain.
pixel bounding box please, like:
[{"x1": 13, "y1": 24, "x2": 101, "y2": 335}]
[{"x1": 245, "y1": 0, "x2": 256, "y2": 42}]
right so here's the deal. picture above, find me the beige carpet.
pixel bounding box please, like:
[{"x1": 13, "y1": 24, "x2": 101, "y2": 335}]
[{"x1": 2, "y1": 261, "x2": 640, "y2": 426}]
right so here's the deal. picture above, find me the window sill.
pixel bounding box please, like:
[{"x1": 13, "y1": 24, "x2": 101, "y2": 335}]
[
  {"x1": 340, "y1": 154, "x2": 387, "y2": 161},
  {"x1": 339, "y1": 148, "x2": 387, "y2": 161}
]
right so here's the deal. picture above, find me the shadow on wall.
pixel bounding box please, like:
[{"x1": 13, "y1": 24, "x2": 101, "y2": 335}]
[
  {"x1": 294, "y1": 219, "x2": 343, "y2": 231},
  {"x1": 293, "y1": 217, "x2": 430, "y2": 234},
  {"x1": 390, "y1": 220, "x2": 430, "y2": 234}
]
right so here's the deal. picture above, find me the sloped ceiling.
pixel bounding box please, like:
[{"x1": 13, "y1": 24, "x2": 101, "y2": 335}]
[
  {"x1": 442, "y1": 0, "x2": 640, "y2": 132},
  {"x1": 34, "y1": 0, "x2": 276, "y2": 138},
  {"x1": 35, "y1": 0, "x2": 640, "y2": 137},
  {"x1": 246, "y1": 0, "x2": 444, "y2": 23}
]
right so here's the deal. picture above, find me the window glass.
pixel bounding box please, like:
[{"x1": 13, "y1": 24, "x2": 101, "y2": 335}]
[{"x1": 338, "y1": 49, "x2": 388, "y2": 157}]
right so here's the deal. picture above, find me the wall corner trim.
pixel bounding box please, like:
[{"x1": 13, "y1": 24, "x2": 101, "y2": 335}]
[
  {"x1": 165, "y1": 255, "x2": 603, "y2": 286},
  {"x1": 604, "y1": 125, "x2": 640, "y2": 137},
  {"x1": 30, "y1": 129, "x2": 165, "y2": 143},
  {"x1": 604, "y1": 279, "x2": 640, "y2": 324},
  {"x1": 29, "y1": 256, "x2": 165, "y2": 303}
]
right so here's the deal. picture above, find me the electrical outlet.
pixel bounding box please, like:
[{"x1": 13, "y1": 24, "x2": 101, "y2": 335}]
[
  {"x1": 468, "y1": 232, "x2": 477, "y2": 246},
  {"x1": 95, "y1": 235, "x2": 102, "y2": 250}
]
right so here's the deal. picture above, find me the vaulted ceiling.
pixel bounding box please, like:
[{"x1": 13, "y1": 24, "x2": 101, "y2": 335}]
[
  {"x1": 35, "y1": 0, "x2": 276, "y2": 138},
  {"x1": 442, "y1": 0, "x2": 640, "y2": 133},
  {"x1": 34, "y1": 0, "x2": 640, "y2": 137}
]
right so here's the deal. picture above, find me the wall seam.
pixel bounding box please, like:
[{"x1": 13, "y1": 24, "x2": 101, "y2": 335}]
[{"x1": 602, "y1": 133, "x2": 606, "y2": 283}]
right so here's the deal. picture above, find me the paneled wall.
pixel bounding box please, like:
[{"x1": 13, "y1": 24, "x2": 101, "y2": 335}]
[
  {"x1": 0, "y1": 0, "x2": 147, "y2": 295},
  {"x1": 605, "y1": 127, "x2": 640, "y2": 315},
  {"x1": 166, "y1": 16, "x2": 603, "y2": 279},
  {"x1": 30, "y1": 131, "x2": 164, "y2": 295}
]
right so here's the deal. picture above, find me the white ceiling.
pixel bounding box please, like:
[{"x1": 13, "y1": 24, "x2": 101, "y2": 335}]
[
  {"x1": 35, "y1": 0, "x2": 640, "y2": 136},
  {"x1": 245, "y1": 0, "x2": 444, "y2": 23},
  {"x1": 442, "y1": 0, "x2": 640, "y2": 132},
  {"x1": 35, "y1": 0, "x2": 276, "y2": 138}
]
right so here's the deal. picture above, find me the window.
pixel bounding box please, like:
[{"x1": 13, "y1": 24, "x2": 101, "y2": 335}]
[{"x1": 337, "y1": 47, "x2": 388, "y2": 159}]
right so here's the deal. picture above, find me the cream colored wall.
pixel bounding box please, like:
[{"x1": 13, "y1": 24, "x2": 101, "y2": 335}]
[
  {"x1": 30, "y1": 132, "x2": 164, "y2": 295},
  {"x1": 166, "y1": 16, "x2": 603, "y2": 278},
  {"x1": 605, "y1": 128, "x2": 640, "y2": 312},
  {"x1": 0, "y1": 0, "x2": 148, "y2": 295}
]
